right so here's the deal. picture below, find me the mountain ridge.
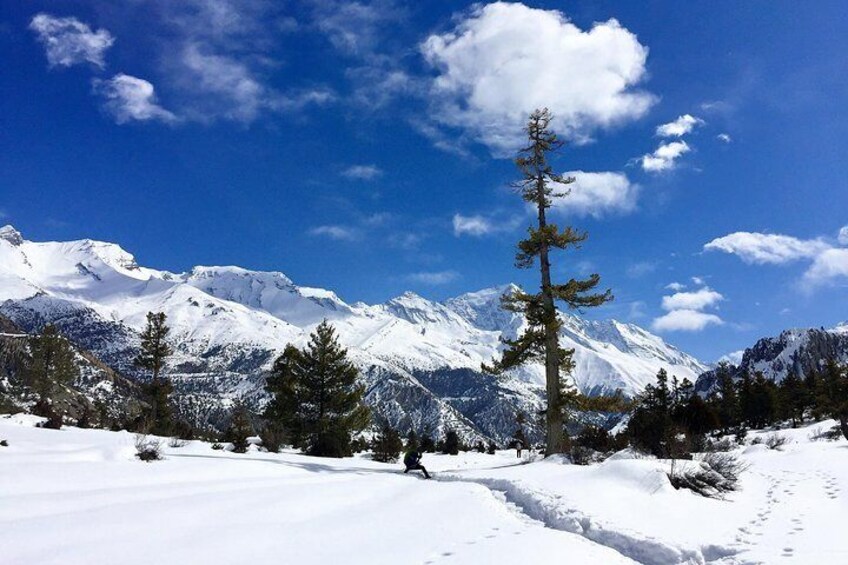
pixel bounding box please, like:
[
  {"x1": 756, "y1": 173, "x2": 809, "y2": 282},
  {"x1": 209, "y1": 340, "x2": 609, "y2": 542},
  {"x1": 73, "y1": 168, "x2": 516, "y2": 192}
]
[{"x1": 0, "y1": 225, "x2": 709, "y2": 441}]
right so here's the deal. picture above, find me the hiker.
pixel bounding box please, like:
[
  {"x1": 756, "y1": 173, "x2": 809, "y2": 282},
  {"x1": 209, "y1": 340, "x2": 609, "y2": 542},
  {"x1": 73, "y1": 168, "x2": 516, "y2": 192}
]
[{"x1": 403, "y1": 448, "x2": 431, "y2": 479}]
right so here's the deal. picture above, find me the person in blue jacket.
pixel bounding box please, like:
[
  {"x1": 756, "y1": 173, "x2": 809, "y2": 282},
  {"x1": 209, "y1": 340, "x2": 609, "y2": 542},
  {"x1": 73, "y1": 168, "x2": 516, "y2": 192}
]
[{"x1": 403, "y1": 448, "x2": 431, "y2": 479}]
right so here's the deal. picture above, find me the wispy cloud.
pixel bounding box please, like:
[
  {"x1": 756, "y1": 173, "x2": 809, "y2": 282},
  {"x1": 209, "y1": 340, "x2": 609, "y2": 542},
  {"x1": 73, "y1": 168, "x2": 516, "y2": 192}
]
[
  {"x1": 551, "y1": 171, "x2": 640, "y2": 217},
  {"x1": 93, "y1": 74, "x2": 177, "y2": 124},
  {"x1": 717, "y1": 133, "x2": 732, "y2": 143},
  {"x1": 309, "y1": 225, "x2": 361, "y2": 241},
  {"x1": 342, "y1": 165, "x2": 383, "y2": 181},
  {"x1": 30, "y1": 13, "x2": 114, "y2": 69},
  {"x1": 705, "y1": 227, "x2": 848, "y2": 290},
  {"x1": 405, "y1": 270, "x2": 459, "y2": 285}
]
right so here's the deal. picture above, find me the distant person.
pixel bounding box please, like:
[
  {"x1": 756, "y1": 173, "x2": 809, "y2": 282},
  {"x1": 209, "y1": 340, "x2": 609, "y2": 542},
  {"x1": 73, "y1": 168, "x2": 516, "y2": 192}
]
[
  {"x1": 516, "y1": 440, "x2": 524, "y2": 458},
  {"x1": 403, "y1": 449, "x2": 431, "y2": 479}
]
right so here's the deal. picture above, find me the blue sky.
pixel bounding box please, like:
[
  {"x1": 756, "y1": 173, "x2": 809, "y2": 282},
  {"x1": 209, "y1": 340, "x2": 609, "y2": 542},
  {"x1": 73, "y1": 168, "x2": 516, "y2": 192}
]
[{"x1": 1, "y1": 1, "x2": 847, "y2": 361}]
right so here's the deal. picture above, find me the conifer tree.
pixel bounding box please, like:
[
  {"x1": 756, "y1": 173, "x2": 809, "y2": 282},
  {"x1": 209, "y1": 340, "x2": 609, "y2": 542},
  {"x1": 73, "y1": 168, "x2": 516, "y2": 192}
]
[
  {"x1": 372, "y1": 423, "x2": 403, "y2": 463},
  {"x1": 265, "y1": 321, "x2": 370, "y2": 457},
  {"x1": 814, "y1": 360, "x2": 848, "y2": 440},
  {"x1": 225, "y1": 402, "x2": 254, "y2": 453},
  {"x1": 134, "y1": 312, "x2": 174, "y2": 435},
  {"x1": 709, "y1": 362, "x2": 740, "y2": 432},
  {"x1": 27, "y1": 324, "x2": 79, "y2": 403},
  {"x1": 778, "y1": 372, "x2": 807, "y2": 427},
  {"x1": 483, "y1": 109, "x2": 612, "y2": 455},
  {"x1": 443, "y1": 429, "x2": 460, "y2": 455}
]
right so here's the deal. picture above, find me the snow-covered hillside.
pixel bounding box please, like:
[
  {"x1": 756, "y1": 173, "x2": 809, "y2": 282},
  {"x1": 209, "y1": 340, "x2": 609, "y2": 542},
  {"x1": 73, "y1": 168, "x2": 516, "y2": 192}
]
[
  {"x1": 0, "y1": 226, "x2": 707, "y2": 439},
  {"x1": 1, "y1": 414, "x2": 845, "y2": 564}
]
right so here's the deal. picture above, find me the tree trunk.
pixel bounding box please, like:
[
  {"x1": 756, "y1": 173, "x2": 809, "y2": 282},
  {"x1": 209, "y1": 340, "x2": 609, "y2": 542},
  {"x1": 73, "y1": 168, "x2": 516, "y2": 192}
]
[
  {"x1": 537, "y1": 178, "x2": 562, "y2": 455},
  {"x1": 840, "y1": 415, "x2": 848, "y2": 441}
]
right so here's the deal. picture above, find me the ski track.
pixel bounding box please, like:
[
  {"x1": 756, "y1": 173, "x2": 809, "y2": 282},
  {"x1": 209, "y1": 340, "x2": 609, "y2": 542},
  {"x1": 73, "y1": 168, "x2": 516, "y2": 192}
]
[{"x1": 433, "y1": 469, "x2": 726, "y2": 565}]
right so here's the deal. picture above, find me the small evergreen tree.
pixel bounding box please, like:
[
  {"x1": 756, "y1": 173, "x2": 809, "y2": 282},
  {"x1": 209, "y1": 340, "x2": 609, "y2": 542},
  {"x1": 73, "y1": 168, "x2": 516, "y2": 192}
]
[
  {"x1": 372, "y1": 424, "x2": 403, "y2": 463},
  {"x1": 443, "y1": 429, "x2": 460, "y2": 455},
  {"x1": 134, "y1": 312, "x2": 174, "y2": 435},
  {"x1": 420, "y1": 430, "x2": 436, "y2": 453},
  {"x1": 778, "y1": 372, "x2": 808, "y2": 427},
  {"x1": 486, "y1": 440, "x2": 498, "y2": 455},
  {"x1": 814, "y1": 360, "x2": 848, "y2": 440},
  {"x1": 225, "y1": 402, "x2": 254, "y2": 453},
  {"x1": 26, "y1": 324, "x2": 79, "y2": 404},
  {"x1": 709, "y1": 362, "x2": 739, "y2": 432},
  {"x1": 473, "y1": 440, "x2": 486, "y2": 453},
  {"x1": 264, "y1": 321, "x2": 370, "y2": 457}
]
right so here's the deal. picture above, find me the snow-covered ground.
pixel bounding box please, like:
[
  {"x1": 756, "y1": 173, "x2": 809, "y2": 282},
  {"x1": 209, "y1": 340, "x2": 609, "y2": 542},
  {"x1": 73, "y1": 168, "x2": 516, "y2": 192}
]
[{"x1": 1, "y1": 415, "x2": 845, "y2": 564}]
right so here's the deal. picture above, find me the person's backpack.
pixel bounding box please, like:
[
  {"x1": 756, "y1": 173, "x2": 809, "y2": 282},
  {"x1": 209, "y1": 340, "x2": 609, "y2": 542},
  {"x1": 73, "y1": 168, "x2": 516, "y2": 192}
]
[{"x1": 403, "y1": 450, "x2": 418, "y2": 467}]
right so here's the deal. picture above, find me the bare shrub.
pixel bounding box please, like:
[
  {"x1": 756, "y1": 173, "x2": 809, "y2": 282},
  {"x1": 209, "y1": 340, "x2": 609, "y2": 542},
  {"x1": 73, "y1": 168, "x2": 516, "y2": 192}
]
[
  {"x1": 569, "y1": 445, "x2": 608, "y2": 465},
  {"x1": 669, "y1": 452, "x2": 747, "y2": 498},
  {"x1": 808, "y1": 425, "x2": 843, "y2": 442},
  {"x1": 211, "y1": 442, "x2": 225, "y2": 450},
  {"x1": 703, "y1": 437, "x2": 736, "y2": 453},
  {"x1": 764, "y1": 433, "x2": 789, "y2": 450},
  {"x1": 168, "y1": 436, "x2": 189, "y2": 448},
  {"x1": 134, "y1": 434, "x2": 163, "y2": 462}
]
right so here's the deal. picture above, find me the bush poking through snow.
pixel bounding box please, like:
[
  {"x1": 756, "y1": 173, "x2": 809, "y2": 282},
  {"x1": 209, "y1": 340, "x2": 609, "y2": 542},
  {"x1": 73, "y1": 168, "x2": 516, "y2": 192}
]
[
  {"x1": 764, "y1": 433, "x2": 788, "y2": 450},
  {"x1": 134, "y1": 434, "x2": 163, "y2": 462},
  {"x1": 0, "y1": 439, "x2": 8, "y2": 447},
  {"x1": 168, "y1": 437, "x2": 189, "y2": 448},
  {"x1": 703, "y1": 438, "x2": 736, "y2": 453},
  {"x1": 211, "y1": 442, "x2": 225, "y2": 450},
  {"x1": 808, "y1": 425, "x2": 843, "y2": 442},
  {"x1": 668, "y1": 453, "x2": 747, "y2": 498}
]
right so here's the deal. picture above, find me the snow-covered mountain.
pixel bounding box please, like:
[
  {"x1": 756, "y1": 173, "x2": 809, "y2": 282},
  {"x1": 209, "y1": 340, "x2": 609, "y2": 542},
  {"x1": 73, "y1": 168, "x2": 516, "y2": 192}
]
[
  {"x1": 0, "y1": 226, "x2": 707, "y2": 441},
  {"x1": 696, "y1": 323, "x2": 848, "y2": 393}
]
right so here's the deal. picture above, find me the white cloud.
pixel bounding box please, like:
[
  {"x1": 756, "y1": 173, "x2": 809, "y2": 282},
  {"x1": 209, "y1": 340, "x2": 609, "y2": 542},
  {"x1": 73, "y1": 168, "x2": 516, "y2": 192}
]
[
  {"x1": 405, "y1": 270, "x2": 459, "y2": 285},
  {"x1": 453, "y1": 214, "x2": 494, "y2": 237},
  {"x1": 30, "y1": 13, "x2": 114, "y2": 69},
  {"x1": 838, "y1": 225, "x2": 848, "y2": 246},
  {"x1": 342, "y1": 165, "x2": 383, "y2": 181},
  {"x1": 626, "y1": 261, "x2": 657, "y2": 278},
  {"x1": 704, "y1": 232, "x2": 830, "y2": 264},
  {"x1": 309, "y1": 225, "x2": 360, "y2": 241},
  {"x1": 665, "y1": 282, "x2": 686, "y2": 292},
  {"x1": 652, "y1": 309, "x2": 723, "y2": 332},
  {"x1": 802, "y1": 248, "x2": 848, "y2": 289},
  {"x1": 93, "y1": 74, "x2": 177, "y2": 124},
  {"x1": 421, "y1": 2, "x2": 654, "y2": 154},
  {"x1": 640, "y1": 140, "x2": 690, "y2": 173},
  {"x1": 549, "y1": 171, "x2": 639, "y2": 217},
  {"x1": 691, "y1": 276, "x2": 705, "y2": 286},
  {"x1": 718, "y1": 350, "x2": 745, "y2": 365},
  {"x1": 656, "y1": 114, "x2": 704, "y2": 137},
  {"x1": 661, "y1": 287, "x2": 723, "y2": 311},
  {"x1": 653, "y1": 282, "x2": 725, "y2": 332},
  {"x1": 717, "y1": 133, "x2": 732, "y2": 143}
]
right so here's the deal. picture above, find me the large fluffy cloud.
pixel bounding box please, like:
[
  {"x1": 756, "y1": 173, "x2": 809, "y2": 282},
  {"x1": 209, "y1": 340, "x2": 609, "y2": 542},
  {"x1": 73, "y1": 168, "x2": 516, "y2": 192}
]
[
  {"x1": 93, "y1": 74, "x2": 176, "y2": 124},
  {"x1": 550, "y1": 171, "x2": 639, "y2": 217},
  {"x1": 421, "y1": 2, "x2": 654, "y2": 154},
  {"x1": 30, "y1": 14, "x2": 114, "y2": 68},
  {"x1": 704, "y1": 232, "x2": 830, "y2": 264}
]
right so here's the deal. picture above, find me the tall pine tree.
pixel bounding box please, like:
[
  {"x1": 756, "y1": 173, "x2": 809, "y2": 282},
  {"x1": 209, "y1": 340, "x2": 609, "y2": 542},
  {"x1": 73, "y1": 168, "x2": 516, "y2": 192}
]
[
  {"x1": 265, "y1": 321, "x2": 370, "y2": 457},
  {"x1": 134, "y1": 312, "x2": 174, "y2": 435},
  {"x1": 483, "y1": 108, "x2": 612, "y2": 454}
]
